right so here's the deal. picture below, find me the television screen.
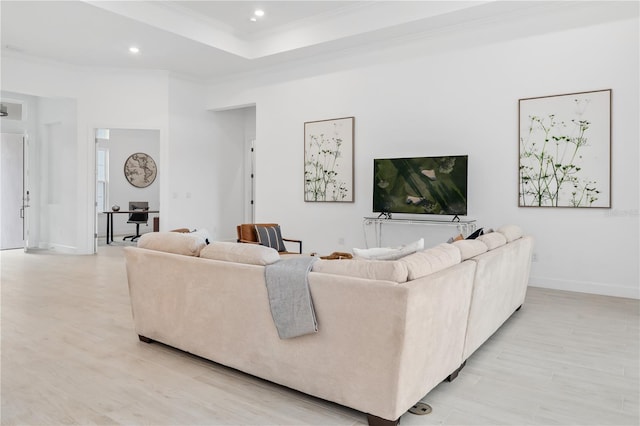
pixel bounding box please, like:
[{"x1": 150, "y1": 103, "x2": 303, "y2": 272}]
[{"x1": 373, "y1": 155, "x2": 468, "y2": 216}]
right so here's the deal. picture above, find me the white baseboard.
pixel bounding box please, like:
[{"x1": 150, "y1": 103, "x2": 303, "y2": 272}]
[
  {"x1": 37, "y1": 242, "x2": 79, "y2": 254},
  {"x1": 529, "y1": 275, "x2": 639, "y2": 300}
]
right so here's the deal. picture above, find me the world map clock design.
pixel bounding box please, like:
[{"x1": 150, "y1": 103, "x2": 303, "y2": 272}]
[{"x1": 124, "y1": 153, "x2": 157, "y2": 188}]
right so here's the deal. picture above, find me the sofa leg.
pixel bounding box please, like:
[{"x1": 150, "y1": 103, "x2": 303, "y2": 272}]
[
  {"x1": 446, "y1": 360, "x2": 466, "y2": 382},
  {"x1": 366, "y1": 414, "x2": 400, "y2": 426},
  {"x1": 516, "y1": 304, "x2": 523, "y2": 312},
  {"x1": 138, "y1": 335, "x2": 154, "y2": 344}
]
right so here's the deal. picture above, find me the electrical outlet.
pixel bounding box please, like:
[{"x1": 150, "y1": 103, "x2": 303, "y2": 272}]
[{"x1": 338, "y1": 237, "x2": 345, "y2": 245}]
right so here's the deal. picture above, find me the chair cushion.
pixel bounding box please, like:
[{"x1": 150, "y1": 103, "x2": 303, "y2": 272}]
[
  {"x1": 255, "y1": 225, "x2": 287, "y2": 252},
  {"x1": 200, "y1": 241, "x2": 280, "y2": 265},
  {"x1": 137, "y1": 232, "x2": 206, "y2": 256}
]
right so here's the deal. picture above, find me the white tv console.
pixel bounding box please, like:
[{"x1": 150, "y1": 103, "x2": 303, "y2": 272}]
[{"x1": 363, "y1": 216, "x2": 477, "y2": 248}]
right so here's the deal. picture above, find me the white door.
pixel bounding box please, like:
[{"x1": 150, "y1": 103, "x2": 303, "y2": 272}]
[
  {"x1": 0, "y1": 133, "x2": 25, "y2": 250},
  {"x1": 245, "y1": 138, "x2": 256, "y2": 223}
]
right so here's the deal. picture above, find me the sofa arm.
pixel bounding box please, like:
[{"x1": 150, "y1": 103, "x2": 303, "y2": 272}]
[{"x1": 395, "y1": 261, "x2": 476, "y2": 415}]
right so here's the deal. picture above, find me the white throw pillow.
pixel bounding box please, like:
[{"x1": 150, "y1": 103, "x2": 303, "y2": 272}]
[
  {"x1": 352, "y1": 238, "x2": 424, "y2": 261},
  {"x1": 190, "y1": 228, "x2": 211, "y2": 245},
  {"x1": 312, "y1": 259, "x2": 408, "y2": 283}
]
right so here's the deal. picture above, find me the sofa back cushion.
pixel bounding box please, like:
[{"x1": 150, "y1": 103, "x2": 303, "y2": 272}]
[
  {"x1": 452, "y1": 239, "x2": 489, "y2": 260},
  {"x1": 137, "y1": 232, "x2": 207, "y2": 256},
  {"x1": 497, "y1": 224, "x2": 524, "y2": 242},
  {"x1": 400, "y1": 243, "x2": 462, "y2": 281},
  {"x1": 476, "y1": 232, "x2": 507, "y2": 250},
  {"x1": 200, "y1": 241, "x2": 280, "y2": 265},
  {"x1": 312, "y1": 259, "x2": 408, "y2": 283}
]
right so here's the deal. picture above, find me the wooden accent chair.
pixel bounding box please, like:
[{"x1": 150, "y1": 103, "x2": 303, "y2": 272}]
[
  {"x1": 236, "y1": 223, "x2": 302, "y2": 254},
  {"x1": 170, "y1": 228, "x2": 191, "y2": 233}
]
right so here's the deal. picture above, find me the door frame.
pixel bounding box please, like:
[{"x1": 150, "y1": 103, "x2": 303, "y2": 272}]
[
  {"x1": 244, "y1": 137, "x2": 256, "y2": 223},
  {"x1": 0, "y1": 132, "x2": 27, "y2": 250},
  {"x1": 92, "y1": 126, "x2": 162, "y2": 251}
]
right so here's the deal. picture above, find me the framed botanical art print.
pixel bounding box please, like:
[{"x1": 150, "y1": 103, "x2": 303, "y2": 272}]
[
  {"x1": 519, "y1": 89, "x2": 611, "y2": 208},
  {"x1": 304, "y1": 116, "x2": 354, "y2": 202}
]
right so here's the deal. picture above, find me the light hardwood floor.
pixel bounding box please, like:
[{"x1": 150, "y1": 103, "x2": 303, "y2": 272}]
[{"x1": 1, "y1": 245, "x2": 638, "y2": 425}]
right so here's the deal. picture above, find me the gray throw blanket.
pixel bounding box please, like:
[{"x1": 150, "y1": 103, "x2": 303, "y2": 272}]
[{"x1": 264, "y1": 256, "x2": 318, "y2": 339}]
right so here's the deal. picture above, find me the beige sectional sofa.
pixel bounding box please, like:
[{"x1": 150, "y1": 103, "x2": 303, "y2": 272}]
[{"x1": 124, "y1": 225, "x2": 533, "y2": 425}]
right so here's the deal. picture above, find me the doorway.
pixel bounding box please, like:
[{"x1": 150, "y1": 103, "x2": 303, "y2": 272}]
[
  {"x1": 210, "y1": 105, "x2": 256, "y2": 234},
  {"x1": 95, "y1": 128, "x2": 160, "y2": 247},
  {"x1": 2, "y1": 92, "x2": 78, "y2": 253},
  {"x1": 0, "y1": 133, "x2": 25, "y2": 250},
  {"x1": 245, "y1": 137, "x2": 256, "y2": 223}
]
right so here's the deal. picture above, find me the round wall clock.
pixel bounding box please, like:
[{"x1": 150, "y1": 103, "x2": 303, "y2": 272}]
[{"x1": 124, "y1": 152, "x2": 157, "y2": 188}]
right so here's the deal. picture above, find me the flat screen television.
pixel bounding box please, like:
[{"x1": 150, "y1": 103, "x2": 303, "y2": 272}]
[{"x1": 373, "y1": 155, "x2": 468, "y2": 216}]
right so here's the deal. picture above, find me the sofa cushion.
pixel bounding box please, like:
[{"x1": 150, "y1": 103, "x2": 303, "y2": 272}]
[
  {"x1": 137, "y1": 232, "x2": 207, "y2": 256},
  {"x1": 477, "y1": 232, "x2": 507, "y2": 250},
  {"x1": 353, "y1": 238, "x2": 424, "y2": 260},
  {"x1": 312, "y1": 259, "x2": 408, "y2": 283},
  {"x1": 255, "y1": 225, "x2": 287, "y2": 252},
  {"x1": 400, "y1": 243, "x2": 462, "y2": 281},
  {"x1": 497, "y1": 224, "x2": 524, "y2": 242},
  {"x1": 452, "y1": 239, "x2": 489, "y2": 260},
  {"x1": 200, "y1": 241, "x2": 280, "y2": 265}
]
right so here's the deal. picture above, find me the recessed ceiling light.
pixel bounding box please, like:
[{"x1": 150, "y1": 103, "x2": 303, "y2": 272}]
[
  {"x1": 254, "y1": 9, "x2": 264, "y2": 17},
  {"x1": 249, "y1": 17, "x2": 257, "y2": 22},
  {"x1": 129, "y1": 46, "x2": 140, "y2": 54}
]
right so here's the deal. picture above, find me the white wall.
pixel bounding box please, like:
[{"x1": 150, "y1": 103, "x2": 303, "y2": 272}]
[
  {"x1": 1, "y1": 55, "x2": 170, "y2": 253},
  {"x1": 166, "y1": 77, "x2": 227, "y2": 238},
  {"x1": 207, "y1": 18, "x2": 639, "y2": 298},
  {"x1": 0, "y1": 91, "x2": 77, "y2": 251},
  {"x1": 2, "y1": 10, "x2": 637, "y2": 298},
  {"x1": 0, "y1": 91, "x2": 40, "y2": 245},
  {"x1": 1, "y1": 58, "x2": 241, "y2": 252},
  {"x1": 210, "y1": 106, "x2": 256, "y2": 240},
  {"x1": 37, "y1": 97, "x2": 77, "y2": 250},
  {"x1": 166, "y1": 76, "x2": 256, "y2": 241}
]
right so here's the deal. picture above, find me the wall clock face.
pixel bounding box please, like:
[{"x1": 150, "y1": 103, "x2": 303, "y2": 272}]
[{"x1": 124, "y1": 152, "x2": 157, "y2": 188}]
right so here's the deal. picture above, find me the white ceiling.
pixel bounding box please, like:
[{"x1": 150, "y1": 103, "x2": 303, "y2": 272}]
[{"x1": 0, "y1": 1, "x2": 636, "y2": 82}]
